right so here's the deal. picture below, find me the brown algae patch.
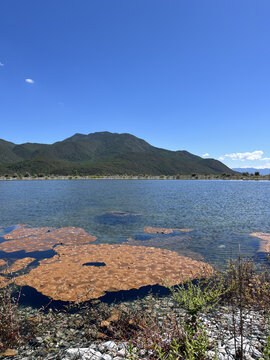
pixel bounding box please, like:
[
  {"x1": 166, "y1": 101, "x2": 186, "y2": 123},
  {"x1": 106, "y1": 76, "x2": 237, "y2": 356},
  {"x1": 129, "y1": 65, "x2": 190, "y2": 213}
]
[
  {"x1": 0, "y1": 275, "x2": 11, "y2": 289},
  {"x1": 0, "y1": 259, "x2": 6, "y2": 267},
  {"x1": 144, "y1": 226, "x2": 193, "y2": 234},
  {"x1": 1, "y1": 257, "x2": 35, "y2": 274},
  {"x1": 0, "y1": 225, "x2": 96, "y2": 253},
  {"x1": 250, "y1": 232, "x2": 270, "y2": 253},
  {"x1": 15, "y1": 244, "x2": 214, "y2": 302}
]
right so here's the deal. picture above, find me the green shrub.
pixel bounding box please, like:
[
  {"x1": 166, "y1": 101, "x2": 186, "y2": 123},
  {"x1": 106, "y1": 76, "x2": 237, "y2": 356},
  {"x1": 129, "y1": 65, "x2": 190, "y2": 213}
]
[{"x1": 167, "y1": 277, "x2": 225, "y2": 324}]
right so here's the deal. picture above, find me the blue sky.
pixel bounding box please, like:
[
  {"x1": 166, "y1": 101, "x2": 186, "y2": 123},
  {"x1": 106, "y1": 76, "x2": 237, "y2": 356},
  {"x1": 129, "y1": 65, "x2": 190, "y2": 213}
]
[{"x1": 1, "y1": 0, "x2": 270, "y2": 169}]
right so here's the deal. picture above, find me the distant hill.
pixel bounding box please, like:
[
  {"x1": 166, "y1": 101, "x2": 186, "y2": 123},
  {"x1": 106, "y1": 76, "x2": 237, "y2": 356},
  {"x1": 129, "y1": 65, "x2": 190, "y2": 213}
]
[
  {"x1": 232, "y1": 168, "x2": 270, "y2": 175},
  {"x1": 0, "y1": 132, "x2": 235, "y2": 176}
]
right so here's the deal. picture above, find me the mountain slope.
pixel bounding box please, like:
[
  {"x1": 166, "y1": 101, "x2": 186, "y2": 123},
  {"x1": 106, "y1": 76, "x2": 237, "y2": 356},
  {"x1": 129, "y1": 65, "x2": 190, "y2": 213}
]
[
  {"x1": 0, "y1": 132, "x2": 234, "y2": 175},
  {"x1": 0, "y1": 139, "x2": 21, "y2": 163}
]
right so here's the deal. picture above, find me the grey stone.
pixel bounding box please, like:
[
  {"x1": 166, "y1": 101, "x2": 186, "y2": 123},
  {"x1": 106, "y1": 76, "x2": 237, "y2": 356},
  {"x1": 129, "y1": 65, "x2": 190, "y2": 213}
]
[
  {"x1": 64, "y1": 348, "x2": 103, "y2": 360},
  {"x1": 218, "y1": 354, "x2": 226, "y2": 360},
  {"x1": 207, "y1": 350, "x2": 216, "y2": 358},
  {"x1": 251, "y1": 347, "x2": 262, "y2": 358},
  {"x1": 101, "y1": 341, "x2": 118, "y2": 351},
  {"x1": 101, "y1": 355, "x2": 112, "y2": 360},
  {"x1": 245, "y1": 355, "x2": 255, "y2": 360},
  {"x1": 138, "y1": 349, "x2": 146, "y2": 356},
  {"x1": 116, "y1": 348, "x2": 126, "y2": 357}
]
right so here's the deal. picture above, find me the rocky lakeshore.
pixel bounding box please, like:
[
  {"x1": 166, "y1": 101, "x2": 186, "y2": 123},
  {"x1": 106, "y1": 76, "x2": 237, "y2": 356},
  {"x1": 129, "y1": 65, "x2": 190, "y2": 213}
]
[{"x1": 1, "y1": 292, "x2": 268, "y2": 360}]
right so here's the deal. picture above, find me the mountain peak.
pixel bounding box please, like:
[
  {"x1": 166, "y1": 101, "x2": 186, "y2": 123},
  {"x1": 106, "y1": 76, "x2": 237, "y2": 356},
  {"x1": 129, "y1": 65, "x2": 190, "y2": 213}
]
[{"x1": 63, "y1": 133, "x2": 88, "y2": 142}]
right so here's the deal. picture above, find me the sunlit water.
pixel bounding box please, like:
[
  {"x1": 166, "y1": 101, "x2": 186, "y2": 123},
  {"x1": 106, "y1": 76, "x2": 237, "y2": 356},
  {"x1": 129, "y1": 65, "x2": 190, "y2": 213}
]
[{"x1": 0, "y1": 179, "x2": 269, "y2": 269}]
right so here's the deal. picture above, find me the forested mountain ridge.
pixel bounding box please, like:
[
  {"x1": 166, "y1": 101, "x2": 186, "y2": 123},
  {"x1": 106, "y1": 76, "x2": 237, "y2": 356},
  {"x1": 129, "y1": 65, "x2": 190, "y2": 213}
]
[{"x1": 0, "y1": 132, "x2": 234, "y2": 176}]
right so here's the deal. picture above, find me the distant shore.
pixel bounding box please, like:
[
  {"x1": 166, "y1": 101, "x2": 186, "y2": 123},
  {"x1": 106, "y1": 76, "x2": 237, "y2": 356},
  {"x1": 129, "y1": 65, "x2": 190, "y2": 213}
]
[{"x1": 1, "y1": 174, "x2": 270, "y2": 181}]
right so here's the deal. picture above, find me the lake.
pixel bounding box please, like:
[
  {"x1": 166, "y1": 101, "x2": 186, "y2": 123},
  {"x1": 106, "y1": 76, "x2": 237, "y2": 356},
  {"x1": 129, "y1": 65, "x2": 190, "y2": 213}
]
[{"x1": 0, "y1": 179, "x2": 269, "y2": 269}]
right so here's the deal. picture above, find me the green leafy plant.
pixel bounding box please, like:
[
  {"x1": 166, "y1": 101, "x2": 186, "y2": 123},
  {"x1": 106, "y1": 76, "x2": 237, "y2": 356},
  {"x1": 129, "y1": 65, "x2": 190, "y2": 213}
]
[
  {"x1": 127, "y1": 340, "x2": 137, "y2": 360},
  {"x1": 183, "y1": 322, "x2": 218, "y2": 360},
  {"x1": 167, "y1": 276, "x2": 225, "y2": 326},
  {"x1": 262, "y1": 333, "x2": 270, "y2": 359}
]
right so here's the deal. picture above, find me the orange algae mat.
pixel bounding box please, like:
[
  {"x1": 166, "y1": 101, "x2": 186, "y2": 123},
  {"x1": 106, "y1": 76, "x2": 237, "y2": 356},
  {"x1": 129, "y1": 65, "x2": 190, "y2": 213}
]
[
  {"x1": 15, "y1": 244, "x2": 214, "y2": 302},
  {"x1": 250, "y1": 232, "x2": 270, "y2": 253},
  {"x1": 0, "y1": 258, "x2": 35, "y2": 289},
  {"x1": 0, "y1": 259, "x2": 6, "y2": 267},
  {"x1": 1, "y1": 257, "x2": 35, "y2": 274},
  {"x1": 0, "y1": 225, "x2": 96, "y2": 253},
  {"x1": 0, "y1": 275, "x2": 11, "y2": 288}
]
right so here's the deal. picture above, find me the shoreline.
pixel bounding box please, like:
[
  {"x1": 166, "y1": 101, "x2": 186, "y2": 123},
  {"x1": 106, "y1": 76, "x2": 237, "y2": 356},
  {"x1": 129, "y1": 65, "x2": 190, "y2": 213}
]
[{"x1": 1, "y1": 175, "x2": 270, "y2": 181}]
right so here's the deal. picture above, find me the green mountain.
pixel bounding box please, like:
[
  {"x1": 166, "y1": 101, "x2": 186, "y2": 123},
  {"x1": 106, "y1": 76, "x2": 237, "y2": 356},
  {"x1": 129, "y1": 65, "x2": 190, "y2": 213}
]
[
  {"x1": 0, "y1": 132, "x2": 234, "y2": 176},
  {"x1": 0, "y1": 139, "x2": 21, "y2": 163}
]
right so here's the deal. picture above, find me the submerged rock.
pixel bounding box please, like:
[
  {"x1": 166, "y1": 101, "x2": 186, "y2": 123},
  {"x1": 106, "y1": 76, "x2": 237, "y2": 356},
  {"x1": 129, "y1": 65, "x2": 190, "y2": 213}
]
[{"x1": 96, "y1": 211, "x2": 141, "y2": 226}]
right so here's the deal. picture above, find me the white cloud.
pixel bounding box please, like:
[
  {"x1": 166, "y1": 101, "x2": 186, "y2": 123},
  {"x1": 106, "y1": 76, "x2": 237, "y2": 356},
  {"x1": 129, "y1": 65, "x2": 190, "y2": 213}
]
[
  {"x1": 202, "y1": 153, "x2": 209, "y2": 157},
  {"x1": 219, "y1": 150, "x2": 270, "y2": 164},
  {"x1": 25, "y1": 78, "x2": 34, "y2": 84},
  {"x1": 0, "y1": 62, "x2": 4, "y2": 67},
  {"x1": 221, "y1": 150, "x2": 264, "y2": 161}
]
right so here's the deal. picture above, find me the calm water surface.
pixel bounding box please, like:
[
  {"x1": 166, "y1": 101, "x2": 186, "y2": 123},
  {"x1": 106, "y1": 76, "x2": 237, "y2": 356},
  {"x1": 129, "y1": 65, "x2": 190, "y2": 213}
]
[{"x1": 0, "y1": 179, "x2": 269, "y2": 269}]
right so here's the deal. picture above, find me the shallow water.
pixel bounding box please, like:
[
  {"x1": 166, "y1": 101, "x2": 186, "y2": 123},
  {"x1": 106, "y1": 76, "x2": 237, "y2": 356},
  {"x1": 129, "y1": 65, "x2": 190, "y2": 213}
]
[{"x1": 0, "y1": 179, "x2": 269, "y2": 269}]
